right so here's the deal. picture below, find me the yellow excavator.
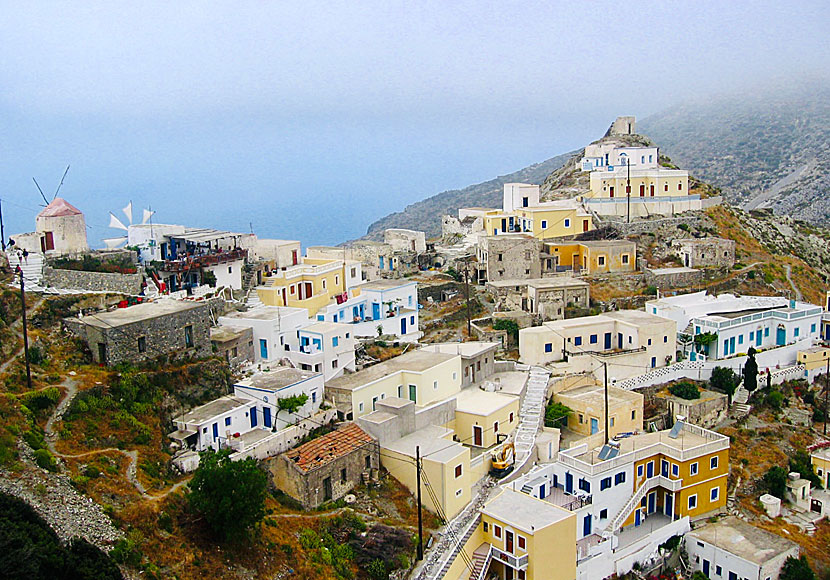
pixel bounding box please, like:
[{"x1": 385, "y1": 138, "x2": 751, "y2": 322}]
[{"x1": 489, "y1": 442, "x2": 515, "y2": 479}]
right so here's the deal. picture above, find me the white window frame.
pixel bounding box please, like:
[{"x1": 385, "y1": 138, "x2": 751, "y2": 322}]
[
  {"x1": 690, "y1": 462, "x2": 699, "y2": 476},
  {"x1": 688, "y1": 494, "x2": 697, "y2": 510},
  {"x1": 710, "y1": 456, "x2": 719, "y2": 470},
  {"x1": 710, "y1": 486, "x2": 720, "y2": 502}
]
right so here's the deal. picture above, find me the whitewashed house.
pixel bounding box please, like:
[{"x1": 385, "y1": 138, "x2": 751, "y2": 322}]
[
  {"x1": 218, "y1": 306, "x2": 309, "y2": 362},
  {"x1": 290, "y1": 321, "x2": 356, "y2": 381}
]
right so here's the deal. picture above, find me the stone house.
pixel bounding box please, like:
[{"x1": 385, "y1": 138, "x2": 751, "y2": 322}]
[
  {"x1": 419, "y1": 342, "x2": 499, "y2": 387},
  {"x1": 269, "y1": 423, "x2": 379, "y2": 508},
  {"x1": 10, "y1": 197, "x2": 89, "y2": 256},
  {"x1": 655, "y1": 388, "x2": 728, "y2": 429},
  {"x1": 487, "y1": 277, "x2": 590, "y2": 321},
  {"x1": 65, "y1": 299, "x2": 211, "y2": 366},
  {"x1": 477, "y1": 234, "x2": 544, "y2": 282},
  {"x1": 384, "y1": 228, "x2": 426, "y2": 254},
  {"x1": 210, "y1": 324, "x2": 254, "y2": 367},
  {"x1": 672, "y1": 237, "x2": 736, "y2": 268}
]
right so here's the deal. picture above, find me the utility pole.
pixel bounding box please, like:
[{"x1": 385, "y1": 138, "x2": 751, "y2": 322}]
[
  {"x1": 626, "y1": 157, "x2": 631, "y2": 224},
  {"x1": 825, "y1": 357, "x2": 829, "y2": 436},
  {"x1": 17, "y1": 267, "x2": 32, "y2": 390},
  {"x1": 416, "y1": 445, "x2": 424, "y2": 561},
  {"x1": 604, "y1": 362, "x2": 609, "y2": 445},
  {"x1": 0, "y1": 198, "x2": 6, "y2": 251},
  {"x1": 463, "y1": 258, "x2": 472, "y2": 338}
]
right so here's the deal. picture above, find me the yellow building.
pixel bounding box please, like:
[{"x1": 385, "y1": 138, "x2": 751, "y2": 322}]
[
  {"x1": 256, "y1": 257, "x2": 362, "y2": 316},
  {"x1": 797, "y1": 346, "x2": 830, "y2": 372},
  {"x1": 443, "y1": 488, "x2": 577, "y2": 580},
  {"x1": 812, "y1": 447, "x2": 830, "y2": 489},
  {"x1": 454, "y1": 389, "x2": 520, "y2": 448},
  {"x1": 483, "y1": 201, "x2": 593, "y2": 240},
  {"x1": 325, "y1": 350, "x2": 462, "y2": 420},
  {"x1": 543, "y1": 239, "x2": 637, "y2": 275},
  {"x1": 585, "y1": 166, "x2": 699, "y2": 218},
  {"x1": 554, "y1": 384, "x2": 643, "y2": 439}
]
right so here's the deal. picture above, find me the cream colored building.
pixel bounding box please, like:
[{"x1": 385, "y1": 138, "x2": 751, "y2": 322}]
[
  {"x1": 812, "y1": 447, "x2": 830, "y2": 489},
  {"x1": 256, "y1": 257, "x2": 362, "y2": 316},
  {"x1": 584, "y1": 165, "x2": 700, "y2": 217},
  {"x1": 554, "y1": 383, "x2": 643, "y2": 439},
  {"x1": 454, "y1": 388, "x2": 519, "y2": 448},
  {"x1": 325, "y1": 350, "x2": 462, "y2": 420},
  {"x1": 519, "y1": 310, "x2": 677, "y2": 381},
  {"x1": 11, "y1": 197, "x2": 89, "y2": 255}
]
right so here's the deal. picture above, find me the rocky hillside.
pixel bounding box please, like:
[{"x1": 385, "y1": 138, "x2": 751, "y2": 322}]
[
  {"x1": 639, "y1": 82, "x2": 830, "y2": 223},
  {"x1": 362, "y1": 151, "x2": 574, "y2": 239}
]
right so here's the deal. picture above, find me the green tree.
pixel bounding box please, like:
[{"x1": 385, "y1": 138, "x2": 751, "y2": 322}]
[
  {"x1": 762, "y1": 466, "x2": 788, "y2": 499},
  {"x1": 669, "y1": 381, "x2": 700, "y2": 400},
  {"x1": 691, "y1": 572, "x2": 709, "y2": 580},
  {"x1": 493, "y1": 319, "x2": 519, "y2": 346},
  {"x1": 744, "y1": 347, "x2": 759, "y2": 392},
  {"x1": 694, "y1": 331, "x2": 718, "y2": 355},
  {"x1": 780, "y1": 555, "x2": 817, "y2": 580},
  {"x1": 544, "y1": 401, "x2": 573, "y2": 428},
  {"x1": 187, "y1": 449, "x2": 268, "y2": 542},
  {"x1": 710, "y1": 366, "x2": 740, "y2": 404},
  {"x1": 276, "y1": 393, "x2": 309, "y2": 427}
]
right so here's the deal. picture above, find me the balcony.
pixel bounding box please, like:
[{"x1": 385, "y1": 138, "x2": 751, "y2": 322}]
[
  {"x1": 542, "y1": 484, "x2": 593, "y2": 511},
  {"x1": 156, "y1": 248, "x2": 247, "y2": 272},
  {"x1": 491, "y1": 546, "x2": 528, "y2": 571}
]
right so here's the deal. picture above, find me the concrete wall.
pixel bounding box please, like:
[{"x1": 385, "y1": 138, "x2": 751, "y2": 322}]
[
  {"x1": 42, "y1": 266, "x2": 143, "y2": 294},
  {"x1": 384, "y1": 229, "x2": 426, "y2": 253},
  {"x1": 664, "y1": 391, "x2": 728, "y2": 429}
]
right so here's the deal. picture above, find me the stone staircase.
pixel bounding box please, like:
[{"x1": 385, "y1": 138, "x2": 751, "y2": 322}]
[
  {"x1": 426, "y1": 514, "x2": 482, "y2": 580},
  {"x1": 245, "y1": 287, "x2": 263, "y2": 309},
  {"x1": 731, "y1": 384, "x2": 751, "y2": 417}
]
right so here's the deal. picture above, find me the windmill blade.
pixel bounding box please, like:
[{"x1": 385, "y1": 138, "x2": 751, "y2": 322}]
[
  {"x1": 109, "y1": 212, "x2": 128, "y2": 231},
  {"x1": 103, "y1": 236, "x2": 128, "y2": 249},
  {"x1": 52, "y1": 165, "x2": 70, "y2": 201},
  {"x1": 141, "y1": 208, "x2": 155, "y2": 225},
  {"x1": 32, "y1": 178, "x2": 49, "y2": 205},
  {"x1": 122, "y1": 201, "x2": 133, "y2": 225}
]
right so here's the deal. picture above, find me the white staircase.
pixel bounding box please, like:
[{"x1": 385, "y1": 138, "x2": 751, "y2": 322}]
[
  {"x1": 245, "y1": 287, "x2": 263, "y2": 309},
  {"x1": 428, "y1": 514, "x2": 482, "y2": 580},
  {"x1": 513, "y1": 367, "x2": 549, "y2": 465},
  {"x1": 5, "y1": 251, "x2": 44, "y2": 287},
  {"x1": 731, "y1": 383, "x2": 751, "y2": 416},
  {"x1": 468, "y1": 544, "x2": 492, "y2": 580}
]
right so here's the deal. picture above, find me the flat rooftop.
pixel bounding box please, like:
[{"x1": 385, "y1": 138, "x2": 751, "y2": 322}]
[
  {"x1": 210, "y1": 324, "x2": 251, "y2": 342},
  {"x1": 235, "y1": 367, "x2": 320, "y2": 391},
  {"x1": 455, "y1": 388, "x2": 517, "y2": 416},
  {"x1": 175, "y1": 227, "x2": 247, "y2": 243},
  {"x1": 177, "y1": 396, "x2": 250, "y2": 425},
  {"x1": 540, "y1": 309, "x2": 670, "y2": 331},
  {"x1": 326, "y1": 350, "x2": 456, "y2": 391},
  {"x1": 688, "y1": 517, "x2": 798, "y2": 564},
  {"x1": 80, "y1": 299, "x2": 202, "y2": 328},
  {"x1": 577, "y1": 240, "x2": 636, "y2": 249},
  {"x1": 557, "y1": 384, "x2": 642, "y2": 409},
  {"x1": 420, "y1": 341, "x2": 499, "y2": 359},
  {"x1": 646, "y1": 267, "x2": 699, "y2": 275},
  {"x1": 384, "y1": 425, "x2": 465, "y2": 463},
  {"x1": 488, "y1": 277, "x2": 588, "y2": 289},
  {"x1": 301, "y1": 321, "x2": 350, "y2": 335},
  {"x1": 221, "y1": 305, "x2": 308, "y2": 321},
  {"x1": 358, "y1": 279, "x2": 416, "y2": 290},
  {"x1": 482, "y1": 488, "x2": 572, "y2": 534}
]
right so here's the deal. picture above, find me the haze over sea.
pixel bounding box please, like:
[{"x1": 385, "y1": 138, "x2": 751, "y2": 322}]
[{"x1": 1, "y1": 1, "x2": 826, "y2": 247}]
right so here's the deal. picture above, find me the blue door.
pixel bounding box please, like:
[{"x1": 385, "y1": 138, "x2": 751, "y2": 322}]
[
  {"x1": 540, "y1": 484, "x2": 546, "y2": 499},
  {"x1": 590, "y1": 418, "x2": 598, "y2": 434},
  {"x1": 618, "y1": 333, "x2": 623, "y2": 349},
  {"x1": 260, "y1": 339, "x2": 268, "y2": 359},
  {"x1": 634, "y1": 509, "x2": 641, "y2": 527},
  {"x1": 647, "y1": 461, "x2": 654, "y2": 478},
  {"x1": 648, "y1": 491, "x2": 656, "y2": 514},
  {"x1": 583, "y1": 514, "x2": 591, "y2": 537},
  {"x1": 703, "y1": 559, "x2": 710, "y2": 577},
  {"x1": 552, "y1": 474, "x2": 558, "y2": 488},
  {"x1": 604, "y1": 332, "x2": 612, "y2": 349},
  {"x1": 665, "y1": 493, "x2": 673, "y2": 517},
  {"x1": 212, "y1": 422, "x2": 218, "y2": 442},
  {"x1": 379, "y1": 256, "x2": 384, "y2": 269},
  {"x1": 566, "y1": 472, "x2": 573, "y2": 493},
  {"x1": 263, "y1": 407, "x2": 272, "y2": 428},
  {"x1": 401, "y1": 317, "x2": 407, "y2": 335},
  {"x1": 756, "y1": 330, "x2": 763, "y2": 346},
  {"x1": 776, "y1": 326, "x2": 786, "y2": 346},
  {"x1": 372, "y1": 302, "x2": 381, "y2": 320},
  {"x1": 661, "y1": 460, "x2": 669, "y2": 477},
  {"x1": 729, "y1": 336, "x2": 736, "y2": 353},
  {"x1": 250, "y1": 408, "x2": 257, "y2": 428}
]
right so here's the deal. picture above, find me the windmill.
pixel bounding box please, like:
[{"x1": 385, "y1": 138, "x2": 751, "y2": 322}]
[
  {"x1": 103, "y1": 201, "x2": 155, "y2": 249},
  {"x1": 32, "y1": 165, "x2": 71, "y2": 206}
]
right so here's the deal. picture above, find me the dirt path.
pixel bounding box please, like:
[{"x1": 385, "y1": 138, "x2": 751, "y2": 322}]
[
  {"x1": 784, "y1": 263, "x2": 803, "y2": 301},
  {"x1": 0, "y1": 295, "x2": 46, "y2": 376},
  {"x1": 44, "y1": 376, "x2": 189, "y2": 501}
]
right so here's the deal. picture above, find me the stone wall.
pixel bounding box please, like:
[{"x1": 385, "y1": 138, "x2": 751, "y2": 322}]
[
  {"x1": 672, "y1": 237, "x2": 736, "y2": 268},
  {"x1": 644, "y1": 267, "x2": 703, "y2": 288},
  {"x1": 597, "y1": 215, "x2": 703, "y2": 235},
  {"x1": 42, "y1": 266, "x2": 143, "y2": 294},
  {"x1": 482, "y1": 236, "x2": 543, "y2": 281}
]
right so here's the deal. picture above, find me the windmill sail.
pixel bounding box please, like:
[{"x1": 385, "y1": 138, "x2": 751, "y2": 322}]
[
  {"x1": 103, "y1": 237, "x2": 128, "y2": 249},
  {"x1": 141, "y1": 208, "x2": 155, "y2": 225},
  {"x1": 109, "y1": 212, "x2": 128, "y2": 231},
  {"x1": 122, "y1": 202, "x2": 133, "y2": 225}
]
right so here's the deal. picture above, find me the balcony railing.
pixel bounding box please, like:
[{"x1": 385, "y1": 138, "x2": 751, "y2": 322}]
[
  {"x1": 491, "y1": 546, "x2": 528, "y2": 571},
  {"x1": 156, "y1": 248, "x2": 247, "y2": 272}
]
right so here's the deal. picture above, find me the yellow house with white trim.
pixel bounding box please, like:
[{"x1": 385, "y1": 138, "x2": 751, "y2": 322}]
[
  {"x1": 812, "y1": 447, "x2": 830, "y2": 489},
  {"x1": 257, "y1": 257, "x2": 362, "y2": 316},
  {"x1": 482, "y1": 201, "x2": 593, "y2": 240}
]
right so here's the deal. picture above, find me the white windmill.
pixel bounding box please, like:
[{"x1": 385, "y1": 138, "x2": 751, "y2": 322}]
[{"x1": 103, "y1": 201, "x2": 155, "y2": 249}]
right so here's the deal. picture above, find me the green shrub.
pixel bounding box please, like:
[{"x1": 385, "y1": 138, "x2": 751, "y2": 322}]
[
  {"x1": 544, "y1": 401, "x2": 573, "y2": 428},
  {"x1": 765, "y1": 390, "x2": 784, "y2": 410},
  {"x1": 33, "y1": 449, "x2": 58, "y2": 472},
  {"x1": 669, "y1": 382, "x2": 700, "y2": 400},
  {"x1": 367, "y1": 559, "x2": 388, "y2": 580},
  {"x1": 762, "y1": 466, "x2": 788, "y2": 499}
]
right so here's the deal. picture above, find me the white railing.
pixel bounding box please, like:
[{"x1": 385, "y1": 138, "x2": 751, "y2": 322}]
[
  {"x1": 607, "y1": 475, "x2": 681, "y2": 532},
  {"x1": 491, "y1": 546, "x2": 529, "y2": 571}
]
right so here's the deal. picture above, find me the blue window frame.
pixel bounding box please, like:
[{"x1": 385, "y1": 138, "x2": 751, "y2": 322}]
[
  {"x1": 578, "y1": 478, "x2": 591, "y2": 493},
  {"x1": 590, "y1": 334, "x2": 597, "y2": 344},
  {"x1": 614, "y1": 472, "x2": 626, "y2": 485},
  {"x1": 811, "y1": 323, "x2": 817, "y2": 333},
  {"x1": 738, "y1": 334, "x2": 744, "y2": 345},
  {"x1": 651, "y1": 357, "x2": 656, "y2": 367},
  {"x1": 672, "y1": 464, "x2": 679, "y2": 477},
  {"x1": 749, "y1": 331, "x2": 754, "y2": 341},
  {"x1": 574, "y1": 336, "x2": 582, "y2": 346},
  {"x1": 600, "y1": 477, "x2": 611, "y2": 490},
  {"x1": 225, "y1": 417, "x2": 231, "y2": 426},
  {"x1": 664, "y1": 335, "x2": 668, "y2": 343},
  {"x1": 333, "y1": 336, "x2": 339, "y2": 347},
  {"x1": 541, "y1": 220, "x2": 547, "y2": 229},
  {"x1": 564, "y1": 219, "x2": 571, "y2": 228},
  {"x1": 317, "y1": 315, "x2": 324, "y2": 321},
  {"x1": 795, "y1": 327, "x2": 800, "y2": 337},
  {"x1": 764, "y1": 327, "x2": 770, "y2": 337},
  {"x1": 544, "y1": 343, "x2": 552, "y2": 353}
]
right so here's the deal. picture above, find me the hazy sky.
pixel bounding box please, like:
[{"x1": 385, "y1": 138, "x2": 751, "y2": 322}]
[{"x1": 1, "y1": 1, "x2": 827, "y2": 246}]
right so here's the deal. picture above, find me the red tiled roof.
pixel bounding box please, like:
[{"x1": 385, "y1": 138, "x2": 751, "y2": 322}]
[
  {"x1": 285, "y1": 423, "x2": 374, "y2": 472},
  {"x1": 38, "y1": 198, "x2": 83, "y2": 218}
]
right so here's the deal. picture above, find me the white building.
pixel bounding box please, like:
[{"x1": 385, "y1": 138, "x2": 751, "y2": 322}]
[
  {"x1": 581, "y1": 143, "x2": 659, "y2": 172},
  {"x1": 292, "y1": 321, "x2": 356, "y2": 381},
  {"x1": 316, "y1": 279, "x2": 421, "y2": 341},
  {"x1": 685, "y1": 517, "x2": 799, "y2": 580},
  {"x1": 218, "y1": 306, "x2": 309, "y2": 362},
  {"x1": 647, "y1": 292, "x2": 823, "y2": 361},
  {"x1": 233, "y1": 367, "x2": 324, "y2": 431},
  {"x1": 503, "y1": 182, "x2": 541, "y2": 212},
  {"x1": 169, "y1": 395, "x2": 257, "y2": 452}
]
